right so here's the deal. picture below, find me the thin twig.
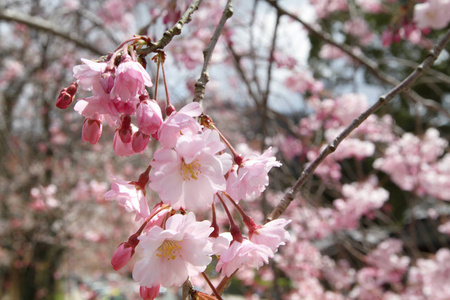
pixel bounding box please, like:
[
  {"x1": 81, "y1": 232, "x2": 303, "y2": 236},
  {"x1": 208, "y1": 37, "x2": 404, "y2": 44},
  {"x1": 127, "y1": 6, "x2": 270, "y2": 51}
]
[
  {"x1": 267, "y1": 28, "x2": 450, "y2": 221},
  {"x1": 0, "y1": 9, "x2": 104, "y2": 55},
  {"x1": 137, "y1": 0, "x2": 203, "y2": 56},
  {"x1": 193, "y1": 0, "x2": 234, "y2": 104}
]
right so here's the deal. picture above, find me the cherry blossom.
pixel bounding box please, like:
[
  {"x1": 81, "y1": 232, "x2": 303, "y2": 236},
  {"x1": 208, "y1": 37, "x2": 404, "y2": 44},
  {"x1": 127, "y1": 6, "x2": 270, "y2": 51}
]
[
  {"x1": 149, "y1": 129, "x2": 232, "y2": 210},
  {"x1": 104, "y1": 177, "x2": 150, "y2": 221},
  {"x1": 226, "y1": 147, "x2": 281, "y2": 202},
  {"x1": 414, "y1": 0, "x2": 450, "y2": 30},
  {"x1": 249, "y1": 219, "x2": 291, "y2": 253},
  {"x1": 216, "y1": 238, "x2": 274, "y2": 277},
  {"x1": 132, "y1": 212, "x2": 213, "y2": 288},
  {"x1": 110, "y1": 54, "x2": 153, "y2": 101},
  {"x1": 157, "y1": 102, "x2": 203, "y2": 149}
]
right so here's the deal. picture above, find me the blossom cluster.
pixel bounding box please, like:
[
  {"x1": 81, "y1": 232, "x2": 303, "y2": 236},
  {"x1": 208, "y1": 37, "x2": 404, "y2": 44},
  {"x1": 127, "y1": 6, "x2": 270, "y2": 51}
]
[{"x1": 57, "y1": 43, "x2": 289, "y2": 299}]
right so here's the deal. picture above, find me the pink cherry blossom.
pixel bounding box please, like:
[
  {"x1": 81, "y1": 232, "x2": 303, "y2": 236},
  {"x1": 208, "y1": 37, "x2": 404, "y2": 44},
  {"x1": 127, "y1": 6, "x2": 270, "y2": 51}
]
[
  {"x1": 216, "y1": 238, "x2": 274, "y2": 277},
  {"x1": 411, "y1": 248, "x2": 450, "y2": 299},
  {"x1": 157, "y1": 102, "x2": 203, "y2": 148},
  {"x1": 249, "y1": 219, "x2": 291, "y2": 253},
  {"x1": 110, "y1": 54, "x2": 153, "y2": 101},
  {"x1": 132, "y1": 212, "x2": 213, "y2": 288},
  {"x1": 365, "y1": 239, "x2": 410, "y2": 284},
  {"x1": 319, "y1": 44, "x2": 346, "y2": 60},
  {"x1": 356, "y1": 0, "x2": 383, "y2": 13},
  {"x1": 136, "y1": 99, "x2": 163, "y2": 136},
  {"x1": 73, "y1": 93, "x2": 124, "y2": 127},
  {"x1": 310, "y1": 0, "x2": 348, "y2": 19},
  {"x1": 374, "y1": 128, "x2": 448, "y2": 196},
  {"x1": 421, "y1": 153, "x2": 450, "y2": 201},
  {"x1": 226, "y1": 147, "x2": 281, "y2": 202},
  {"x1": 104, "y1": 177, "x2": 150, "y2": 221},
  {"x1": 414, "y1": 0, "x2": 450, "y2": 30},
  {"x1": 73, "y1": 58, "x2": 108, "y2": 93},
  {"x1": 332, "y1": 177, "x2": 389, "y2": 230},
  {"x1": 149, "y1": 129, "x2": 232, "y2": 210}
]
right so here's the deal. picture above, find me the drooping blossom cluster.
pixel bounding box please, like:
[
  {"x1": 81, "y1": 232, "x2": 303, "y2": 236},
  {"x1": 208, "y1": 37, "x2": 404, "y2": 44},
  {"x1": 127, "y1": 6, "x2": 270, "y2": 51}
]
[{"x1": 56, "y1": 38, "x2": 289, "y2": 299}]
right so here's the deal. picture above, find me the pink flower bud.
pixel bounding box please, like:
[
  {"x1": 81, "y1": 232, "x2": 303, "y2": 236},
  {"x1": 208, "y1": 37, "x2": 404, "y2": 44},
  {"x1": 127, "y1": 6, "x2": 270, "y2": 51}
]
[
  {"x1": 119, "y1": 115, "x2": 132, "y2": 143},
  {"x1": 56, "y1": 82, "x2": 78, "y2": 109},
  {"x1": 139, "y1": 285, "x2": 160, "y2": 300},
  {"x1": 111, "y1": 243, "x2": 133, "y2": 271},
  {"x1": 118, "y1": 128, "x2": 132, "y2": 143},
  {"x1": 166, "y1": 104, "x2": 176, "y2": 116},
  {"x1": 82, "y1": 119, "x2": 102, "y2": 144},
  {"x1": 132, "y1": 131, "x2": 150, "y2": 153},
  {"x1": 136, "y1": 100, "x2": 163, "y2": 135}
]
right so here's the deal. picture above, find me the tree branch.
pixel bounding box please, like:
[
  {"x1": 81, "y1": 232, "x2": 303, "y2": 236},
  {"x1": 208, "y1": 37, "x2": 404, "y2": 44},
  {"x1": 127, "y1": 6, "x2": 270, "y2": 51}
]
[
  {"x1": 267, "y1": 28, "x2": 450, "y2": 222},
  {"x1": 0, "y1": 9, "x2": 104, "y2": 55},
  {"x1": 137, "y1": 0, "x2": 203, "y2": 56},
  {"x1": 193, "y1": 0, "x2": 234, "y2": 104}
]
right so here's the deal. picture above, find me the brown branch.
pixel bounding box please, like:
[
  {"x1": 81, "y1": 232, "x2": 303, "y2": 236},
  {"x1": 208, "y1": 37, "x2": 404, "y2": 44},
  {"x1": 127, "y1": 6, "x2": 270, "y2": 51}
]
[
  {"x1": 193, "y1": 0, "x2": 234, "y2": 104},
  {"x1": 137, "y1": 0, "x2": 203, "y2": 56},
  {"x1": 0, "y1": 9, "x2": 104, "y2": 55},
  {"x1": 267, "y1": 28, "x2": 450, "y2": 221}
]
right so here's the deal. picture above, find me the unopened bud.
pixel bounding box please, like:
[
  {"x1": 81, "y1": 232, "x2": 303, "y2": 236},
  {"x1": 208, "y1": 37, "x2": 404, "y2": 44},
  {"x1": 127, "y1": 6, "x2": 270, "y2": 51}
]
[
  {"x1": 139, "y1": 285, "x2": 160, "y2": 300},
  {"x1": 111, "y1": 243, "x2": 133, "y2": 271},
  {"x1": 56, "y1": 82, "x2": 78, "y2": 109},
  {"x1": 136, "y1": 100, "x2": 163, "y2": 135},
  {"x1": 166, "y1": 104, "x2": 176, "y2": 116},
  {"x1": 119, "y1": 115, "x2": 132, "y2": 143},
  {"x1": 132, "y1": 131, "x2": 150, "y2": 153},
  {"x1": 82, "y1": 119, "x2": 102, "y2": 145}
]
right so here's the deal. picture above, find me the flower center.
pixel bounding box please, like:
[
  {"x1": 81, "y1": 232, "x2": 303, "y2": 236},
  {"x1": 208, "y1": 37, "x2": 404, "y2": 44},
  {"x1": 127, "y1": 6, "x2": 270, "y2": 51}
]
[
  {"x1": 156, "y1": 240, "x2": 182, "y2": 260},
  {"x1": 180, "y1": 159, "x2": 201, "y2": 181}
]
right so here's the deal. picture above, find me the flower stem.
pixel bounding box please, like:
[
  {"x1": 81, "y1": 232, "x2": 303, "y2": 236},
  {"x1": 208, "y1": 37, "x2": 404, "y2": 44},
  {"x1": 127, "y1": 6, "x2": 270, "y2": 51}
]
[{"x1": 201, "y1": 272, "x2": 223, "y2": 300}]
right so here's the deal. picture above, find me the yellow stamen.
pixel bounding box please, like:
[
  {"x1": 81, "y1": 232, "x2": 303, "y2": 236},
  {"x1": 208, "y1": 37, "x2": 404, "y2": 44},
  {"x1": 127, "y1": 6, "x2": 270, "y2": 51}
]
[
  {"x1": 180, "y1": 159, "x2": 201, "y2": 181},
  {"x1": 156, "y1": 240, "x2": 182, "y2": 260}
]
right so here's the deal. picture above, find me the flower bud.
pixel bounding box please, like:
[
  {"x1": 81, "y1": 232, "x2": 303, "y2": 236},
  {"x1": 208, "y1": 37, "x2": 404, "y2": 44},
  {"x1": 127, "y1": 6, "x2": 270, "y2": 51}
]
[
  {"x1": 82, "y1": 119, "x2": 102, "y2": 144},
  {"x1": 136, "y1": 100, "x2": 163, "y2": 135},
  {"x1": 56, "y1": 82, "x2": 78, "y2": 109},
  {"x1": 139, "y1": 285, "x2": 160, "y2": 300},
  {"x1": 118, "y1": 115, "x2": 132, "y2": 143},
  {"x1": 132, "y1": 131, "x2": 150, "y2": 153},
  {"x1": 111, "y1": 243, "x2": 133, "y2": 271},
  {"x1": 166, "y1": 104, "x2": 176, "y2": 116}
]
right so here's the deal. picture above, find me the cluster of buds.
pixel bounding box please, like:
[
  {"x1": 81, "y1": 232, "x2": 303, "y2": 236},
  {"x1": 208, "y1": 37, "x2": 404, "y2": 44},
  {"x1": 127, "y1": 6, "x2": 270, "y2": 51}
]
[
  {"x1": 56, "y1": 81, "x2": 78, "y2": 109},
  {"x1": 57, "y1": 37, "x2": 290, "y2": 299}
]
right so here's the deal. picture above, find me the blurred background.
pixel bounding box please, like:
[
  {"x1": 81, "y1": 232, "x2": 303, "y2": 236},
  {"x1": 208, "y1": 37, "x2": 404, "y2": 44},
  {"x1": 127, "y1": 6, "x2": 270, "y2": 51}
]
[{"x1": 1, "y1": 0, "x2": 450, "y2": 299}]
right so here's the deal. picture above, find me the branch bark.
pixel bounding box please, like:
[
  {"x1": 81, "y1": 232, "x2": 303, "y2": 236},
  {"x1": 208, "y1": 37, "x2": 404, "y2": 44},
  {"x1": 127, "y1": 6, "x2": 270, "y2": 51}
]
[
  {"x1": 193, "y1": 0, "x2": 234, "y2": 104},
  {"x1": 137, "y1": 0, "x2": 203, "y2": 56},
  {"x1": 0, "y1": 9, "x2": 104, "y2": 55}
]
